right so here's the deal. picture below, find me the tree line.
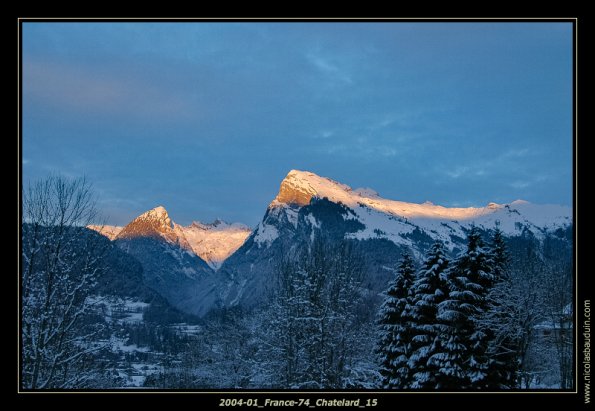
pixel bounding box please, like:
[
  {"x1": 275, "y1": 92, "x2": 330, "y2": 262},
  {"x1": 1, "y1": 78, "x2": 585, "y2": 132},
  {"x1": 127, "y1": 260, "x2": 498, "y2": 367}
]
[{"x1": 376, "y1": 227, "x2": 572, "y2": 390}]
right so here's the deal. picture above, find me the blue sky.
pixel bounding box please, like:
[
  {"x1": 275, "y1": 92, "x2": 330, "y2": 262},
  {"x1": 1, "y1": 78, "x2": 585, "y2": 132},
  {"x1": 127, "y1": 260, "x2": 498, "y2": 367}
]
[{"x1": 22, "y1": 22, "x2": 573, "y2": 227}]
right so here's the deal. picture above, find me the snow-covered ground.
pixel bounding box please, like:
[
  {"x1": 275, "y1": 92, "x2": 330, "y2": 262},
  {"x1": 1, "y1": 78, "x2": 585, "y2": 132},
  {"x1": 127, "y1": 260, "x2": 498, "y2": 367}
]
[
  {"x1": 169, "y1": 323, "x2": 202, "y2": 336},
  {"x1": 86, "y1": 295, "x2": 204, "y2": 388},
  {"x1": 115, "y1": 361, "x2": 162, "y2": 388},
  {"x1": 86, "y1": 296, "x2": 149, "y2": 324}
]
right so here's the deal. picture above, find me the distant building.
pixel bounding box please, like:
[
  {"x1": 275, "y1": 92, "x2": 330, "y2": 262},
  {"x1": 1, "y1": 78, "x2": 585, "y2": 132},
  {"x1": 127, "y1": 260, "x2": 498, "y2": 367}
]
[{"x1": 534, "y1": 303, "x2": 573, "y2": 340}]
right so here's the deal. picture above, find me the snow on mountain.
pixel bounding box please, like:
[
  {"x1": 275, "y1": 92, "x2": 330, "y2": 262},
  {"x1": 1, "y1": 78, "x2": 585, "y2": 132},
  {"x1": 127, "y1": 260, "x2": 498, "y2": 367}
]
[
  {"x1": 88, "y1": 225, "x2": 123, "y2": 240},
  {"x1": 84, "y1": 172, "x2": 571, "y2": 316},
  {"x1": 223, "y1": 169, "x2": 572, "y2": 311},
  {"x1": 100, "y1": 206, "x2": 250, "y2": 270},
  {"x1": 253, "y1": 169, "x2": 572, "y2": 249},
  {"x1": 252, "y1": 221, "x2": 279, "y2": 246},
  {"x1": 178, "y1": 220, "x2": 252, "y2": 270}
]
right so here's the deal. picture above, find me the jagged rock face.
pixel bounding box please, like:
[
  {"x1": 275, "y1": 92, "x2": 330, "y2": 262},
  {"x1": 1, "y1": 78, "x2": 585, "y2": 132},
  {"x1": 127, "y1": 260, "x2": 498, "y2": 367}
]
[
  {"x1": 118, "y1": 206, "x2": 174, "y2": 240},
  {"x1": 117, "y1": 206, "x2": 193, "y2": 251},
  {"x1": 274, "y1": 170, "x2": 318, "y2": 206}
]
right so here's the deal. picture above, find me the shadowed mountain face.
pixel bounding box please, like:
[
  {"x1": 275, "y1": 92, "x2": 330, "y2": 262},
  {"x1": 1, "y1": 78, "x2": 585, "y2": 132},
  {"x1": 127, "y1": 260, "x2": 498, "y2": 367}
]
[
  {"x1": 22, "y1": 224, "x2": 196, "y2": 324},
  {"x1": 111, "y1": 206, "x2": 218, "y2": 317},
  {"x1": 115, "y1": 235, "x2": 218, "y2": 317}
]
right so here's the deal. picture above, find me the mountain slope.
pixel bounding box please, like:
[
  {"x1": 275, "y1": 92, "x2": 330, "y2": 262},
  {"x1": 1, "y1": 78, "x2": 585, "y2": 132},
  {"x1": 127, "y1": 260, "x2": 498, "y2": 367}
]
[
  {"x1": 219, "y1": 169, "x2": 572, "y2": 309},
  {"x1": 114, "y1": 206, "x2": 218, "y2": 317},
  {"x1": 117, "y1": 206, "x2": 193, "y2": 249},
  {"x1": 91, "y1": 206, "x2": 251, "y2": 316},
  {"x1": 88, "y1": 225, "x2": 123, "y2": 240}
]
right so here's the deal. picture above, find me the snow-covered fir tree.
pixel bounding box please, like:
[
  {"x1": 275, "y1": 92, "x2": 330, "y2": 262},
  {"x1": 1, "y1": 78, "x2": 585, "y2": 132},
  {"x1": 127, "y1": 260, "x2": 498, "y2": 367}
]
[
  {"x1": 489, "y1": 227, "x2": 509, "y2": 281},
  {"x1": 407, "y1": 241, "x2": 450, "y2": 389},
  {"x1": 376, "y1": 252, "x2": 416, "y2": 389},
  {"x1": 458, "y1": 227, "x2": 495, "y2": 388},
  {"x1": 435, "y1": 227, "x2": 494, "y2": 389}
]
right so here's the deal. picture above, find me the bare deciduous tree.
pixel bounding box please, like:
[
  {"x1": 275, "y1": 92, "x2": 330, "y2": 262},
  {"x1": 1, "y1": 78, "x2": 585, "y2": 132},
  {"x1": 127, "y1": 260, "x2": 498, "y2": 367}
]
[
  {"x1": 21, "y1": 175, "x2": 109, "y2": 389},
  {"x1": 257, "y1": 239, "x2": 370, "y2": 389}
]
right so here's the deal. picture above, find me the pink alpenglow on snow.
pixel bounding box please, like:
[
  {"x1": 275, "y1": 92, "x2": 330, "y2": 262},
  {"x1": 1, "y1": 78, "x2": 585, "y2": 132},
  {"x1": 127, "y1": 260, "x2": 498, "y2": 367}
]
[{"x1": 91, "y1": 206, "x2": 251, "y2": 270}]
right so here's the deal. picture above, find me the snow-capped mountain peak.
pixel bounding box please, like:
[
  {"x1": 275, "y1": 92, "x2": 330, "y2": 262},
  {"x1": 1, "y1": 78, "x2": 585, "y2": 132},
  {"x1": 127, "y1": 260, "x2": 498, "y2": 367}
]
[
  {"x1": 353, "y1": 187, "x2": 381, "y2": 199},
  {"x1": 233, "y1": 169, "x2": 573, "y2": 312},
  {"x1": 253, "y1": 169, "x2": 572, "y2": 249},
  {"x1": 117, "y1": 205, "x2": 178, "y2": 242},
  {"x1": 189, "y1": 219, "x2": 249, "y2": 232},
  {"x1": 103, "y1": 206, "x2": 251, "y2": 271},
  {"x1": 140, "y1": 205, "x2": 172, "y2": 227},
  {"x1": 274, "y1": 170, "x2": 324, "y2": 206},
  {"x1": 269, "y1": 170, "x2": 570, "y2": 225}
]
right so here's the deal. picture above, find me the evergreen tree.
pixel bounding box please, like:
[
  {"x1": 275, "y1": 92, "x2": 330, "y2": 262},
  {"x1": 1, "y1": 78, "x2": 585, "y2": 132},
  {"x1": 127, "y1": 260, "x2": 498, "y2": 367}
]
[
  {"x1": 461, "y1": 227, "x2": 495, "y2": 388},
  {"x1": 435, "y1": 227, "x2": 493, "y2": 389},
  {"x1": 376, "y1": 253, "x2": 416, "y2": 389},
  {"x1": 489, "y1": 227, "x2": 509, "y2": 281},
  {"x1": 407, "y1": 241, "x2": 450, "y2": 389}
]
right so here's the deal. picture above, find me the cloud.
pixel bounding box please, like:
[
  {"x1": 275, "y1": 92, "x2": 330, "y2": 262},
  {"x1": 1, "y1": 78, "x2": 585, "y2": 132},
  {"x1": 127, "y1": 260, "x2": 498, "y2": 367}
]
[
  {"x1": 446, "y1": 166, "x2": 470, "y2": 179},
  {"x1": 442, "y1": 146, "x2": 536, "y2": 181},
  {"x1": 322, "y1": 140, "x2": 397, "y2": 158},
  {"x1": 510, "y1": 180, "x2": 530, "y2": 189},
  {"x1": 503, "y1": 148, "x2": 530, "y2": 158},
  {"x1": 23, "y1": 57, "x2": 196, "y2": 123},
  {"x1": 312, "y1": 130, "x2": 335, "y2": 139},
  {"x1": 444, "y1": 164, "x2": 490, "y2": 179},
  {"x1": 306, "y1": 52, "x2": 353, "y2": 85},
  {"x1": 509, "y1": 174, "x2": 549, "y2": 190}
]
